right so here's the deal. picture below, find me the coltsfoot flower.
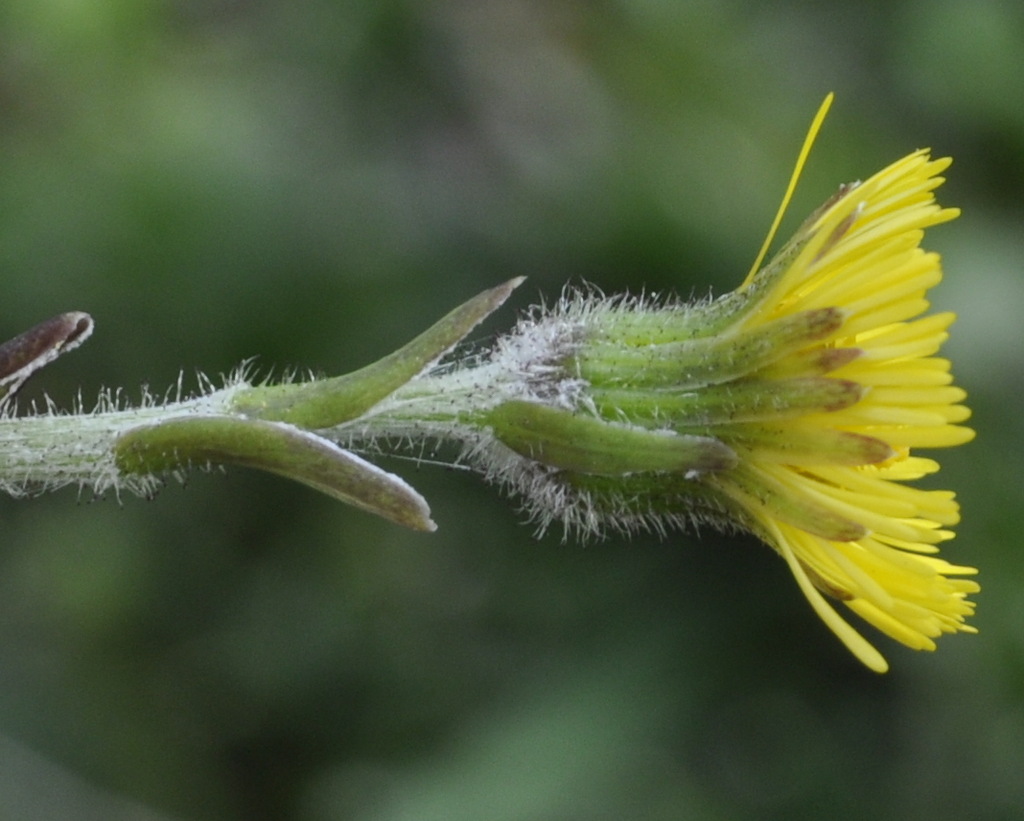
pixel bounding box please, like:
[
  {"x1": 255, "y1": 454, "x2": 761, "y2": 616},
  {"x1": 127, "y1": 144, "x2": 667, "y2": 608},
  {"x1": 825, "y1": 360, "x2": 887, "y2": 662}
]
[{"x1": 352, "y1": 95, "x2": 977, "y2": 671}]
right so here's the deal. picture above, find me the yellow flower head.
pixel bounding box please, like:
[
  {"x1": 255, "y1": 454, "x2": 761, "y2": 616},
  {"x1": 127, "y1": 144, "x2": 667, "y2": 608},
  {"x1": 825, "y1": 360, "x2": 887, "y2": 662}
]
[{"x1": 373, "y1": 95, "x2": 977, "y2": 672}]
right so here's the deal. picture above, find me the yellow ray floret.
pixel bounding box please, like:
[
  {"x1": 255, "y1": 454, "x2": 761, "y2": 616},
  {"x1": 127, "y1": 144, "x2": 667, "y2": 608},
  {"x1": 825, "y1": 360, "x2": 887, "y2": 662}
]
[{"x1": 716, "y1": 99, "x2": 976, "y2": 672}]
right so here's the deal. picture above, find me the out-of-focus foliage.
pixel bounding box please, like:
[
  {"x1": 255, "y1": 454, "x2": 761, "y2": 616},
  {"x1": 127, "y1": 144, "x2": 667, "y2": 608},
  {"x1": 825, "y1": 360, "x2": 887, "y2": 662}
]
[{"x1": 0, "y1": 1, "x2": 1021, "y2": 819}]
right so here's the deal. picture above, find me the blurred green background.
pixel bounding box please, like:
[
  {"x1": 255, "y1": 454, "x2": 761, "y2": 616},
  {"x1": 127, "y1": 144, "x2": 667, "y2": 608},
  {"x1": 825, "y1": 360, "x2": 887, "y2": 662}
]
[{"x1": 0, "y1": 1, "x2": 1021, "y2": 819}]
